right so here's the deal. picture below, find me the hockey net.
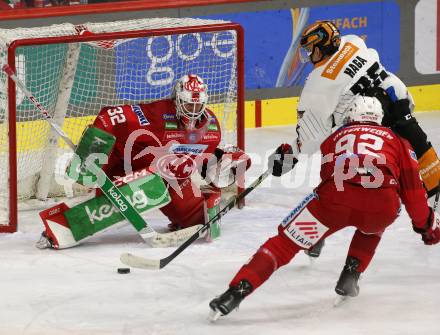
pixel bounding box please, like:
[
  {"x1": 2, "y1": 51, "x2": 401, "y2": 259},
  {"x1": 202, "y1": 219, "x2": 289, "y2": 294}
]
[{"x1": 0, "y1": 18, "x2": 244, "y2": 233}]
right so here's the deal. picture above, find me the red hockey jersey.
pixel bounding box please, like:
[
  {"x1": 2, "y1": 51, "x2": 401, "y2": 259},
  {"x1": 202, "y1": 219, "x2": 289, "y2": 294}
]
[
  {"x1": 92, "y1": 99, "x2": 221, "y2": 181},
  {"x1": 319, "y1": 122, "x2": 429, "y2": 228}
]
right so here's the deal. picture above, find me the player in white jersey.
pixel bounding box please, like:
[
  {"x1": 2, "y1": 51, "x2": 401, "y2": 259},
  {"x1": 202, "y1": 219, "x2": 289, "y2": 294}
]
[{"x1": 270, "y1": 20, "x2": 440, "y2": 293}]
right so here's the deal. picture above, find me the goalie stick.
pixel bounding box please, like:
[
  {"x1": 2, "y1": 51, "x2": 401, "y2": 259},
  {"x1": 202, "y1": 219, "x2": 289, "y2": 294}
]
[
  {"x1": 2, "y1": 64, "x2": 192, "y2": 246},
  {"x1": 120, "y1": 167, "x2": 273, "y2": 270}
]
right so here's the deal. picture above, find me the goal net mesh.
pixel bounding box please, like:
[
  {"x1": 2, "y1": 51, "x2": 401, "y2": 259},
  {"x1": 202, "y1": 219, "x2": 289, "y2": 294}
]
[{"x1": 0, "y1": 18, "x2": 241, "y2": 230}]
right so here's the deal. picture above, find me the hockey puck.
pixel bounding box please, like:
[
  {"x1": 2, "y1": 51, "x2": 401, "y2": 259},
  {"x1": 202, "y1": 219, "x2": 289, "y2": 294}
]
[{"x1": 117, "y1": 267, "x2": 130, "y2": 274}]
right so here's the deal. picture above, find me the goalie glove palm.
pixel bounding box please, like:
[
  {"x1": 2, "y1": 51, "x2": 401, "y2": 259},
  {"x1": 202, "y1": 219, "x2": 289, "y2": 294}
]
[
  {"x1": 201, "y1": 146, "x2": 251, "y2": 188},
  {"x1": 269, "y1": 143, "x2": 298, "y2": 177}
]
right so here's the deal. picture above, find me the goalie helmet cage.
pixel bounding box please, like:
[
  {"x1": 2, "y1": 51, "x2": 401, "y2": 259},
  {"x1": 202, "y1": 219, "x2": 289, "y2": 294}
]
[{"x1": 0, "y1": 18, "x2": 244, "y2": 233}]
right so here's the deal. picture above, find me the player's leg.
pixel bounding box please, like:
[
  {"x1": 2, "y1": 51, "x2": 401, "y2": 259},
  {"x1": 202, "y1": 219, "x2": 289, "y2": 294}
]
[
  {"x1": 335, "y1": 229, "x2": 383, "y2": 297},
  {"x1": 334, "y1": 190, "x2": 400, "y2": 298},
  {"x1": 209, "y1": 232, "x2": 301, "y2": 320},
  {"x1": 209, "y1": 195, "x2": 340, "y2": 320}
]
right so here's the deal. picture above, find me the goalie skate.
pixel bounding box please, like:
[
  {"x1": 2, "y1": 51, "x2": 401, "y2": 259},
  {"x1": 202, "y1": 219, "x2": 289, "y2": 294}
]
[{"x1": 35, "y1": 232, "x2": 54, "y2": 249}]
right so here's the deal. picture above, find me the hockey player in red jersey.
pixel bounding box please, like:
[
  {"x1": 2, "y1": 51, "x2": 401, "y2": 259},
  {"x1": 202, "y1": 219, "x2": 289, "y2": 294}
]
[
  {"x1": 91, "y1": 74, "x2": 245, "y2": 231},
  {"x1": 295, "y1": 20, "x2": 440, "y2": 258},
  {"x1": 208, "y1": 96, "x2": 440, "y2": 320},
  {"x1": 36, "y1": 74, "x2": 250, "y2": 249}
]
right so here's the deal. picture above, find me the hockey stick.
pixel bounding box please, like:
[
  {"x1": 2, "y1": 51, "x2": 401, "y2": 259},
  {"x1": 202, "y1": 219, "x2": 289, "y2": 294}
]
[
  {"x1": 2, "y1": 64, "x2": 159, "y2": 242},
  {"x1": 120, "y1": 167, "x2": 273, "y2": 270},
  {"x1": 433, "y1": 181, "x2": 440, "y2": 212}
]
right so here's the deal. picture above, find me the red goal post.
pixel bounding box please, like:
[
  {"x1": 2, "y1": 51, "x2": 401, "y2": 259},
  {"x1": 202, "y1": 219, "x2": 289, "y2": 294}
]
[{"x1": 0, "y1": 18, "x2": 244, "y2": 233}]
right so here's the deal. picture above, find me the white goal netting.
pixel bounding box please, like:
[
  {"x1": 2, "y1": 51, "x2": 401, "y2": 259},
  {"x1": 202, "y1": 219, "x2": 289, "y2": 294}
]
[{"x1": 0, "y1": 18, "x2": 242, "y2": 231}]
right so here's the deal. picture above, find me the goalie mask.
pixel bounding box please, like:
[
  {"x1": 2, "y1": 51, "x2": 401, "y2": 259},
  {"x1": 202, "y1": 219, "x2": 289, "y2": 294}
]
[
  {"x1": 173, "y1": 74, "x2": 208, "y2": 128},
  {"x1": 344, "y1": 96, "x2": 384, "y2": 125},
  {"x1": 300, "y1": 21, "x2": 341, "y2": 64}
]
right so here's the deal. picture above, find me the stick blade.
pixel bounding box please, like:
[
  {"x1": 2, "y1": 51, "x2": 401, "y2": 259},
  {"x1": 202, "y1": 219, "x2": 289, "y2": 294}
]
[
  {"x1": 333, "y1": 295, "x2": 351, "y2": 307},
  {"x1": 208, "y1": 309, "x2": 222, "y2": 323},
  {"x1": 120, "y1": 252, "x2": 161, "y2": 270},
  {"x1": 149, "y1": 224, "x2": 203, "y2": 248}
]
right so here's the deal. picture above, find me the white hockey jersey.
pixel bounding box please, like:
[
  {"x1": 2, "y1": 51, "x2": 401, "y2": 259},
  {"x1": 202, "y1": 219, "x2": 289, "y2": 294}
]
[{"x1": 295, "y1": 34, "x2": 412, "y2": 155}]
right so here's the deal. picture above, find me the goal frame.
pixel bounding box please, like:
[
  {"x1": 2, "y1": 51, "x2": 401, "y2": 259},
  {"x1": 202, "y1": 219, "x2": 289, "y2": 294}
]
[{"x1": 2, "y1": 22, "x2": 245, "y2": 233}]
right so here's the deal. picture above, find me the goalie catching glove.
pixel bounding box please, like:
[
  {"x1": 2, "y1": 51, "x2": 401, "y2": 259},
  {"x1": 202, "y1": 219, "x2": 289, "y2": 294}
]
[
  {"x1": 269, "y1": 143, "x2": 298, "y2": 177},
  {"x1": 201, "y1": 146, "x2": 251, "y2": 188},
  {"x1": 413, "y1": 207, "x2": 440, "y2": 245}
]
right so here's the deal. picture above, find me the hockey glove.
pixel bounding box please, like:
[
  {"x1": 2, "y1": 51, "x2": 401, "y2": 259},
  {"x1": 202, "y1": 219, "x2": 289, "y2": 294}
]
[
  {"x1": 201, "y1": 147, "x2": 224, "y2": 180},
  {"x1": 389, "y1": 99, "x2": 415, "y2": 128},
  {"x1": 413, "y1": 208, "x2": 440, "y2": 245},
  {"x1": 387, "y1": 99, "x2": 431, "y2": 157},
  {"x1": 201, "y1": 146, "x2": 251, "y2": 188},
  {"x1": 268, "y1": 143, "x2": 298, "y2": 177}
]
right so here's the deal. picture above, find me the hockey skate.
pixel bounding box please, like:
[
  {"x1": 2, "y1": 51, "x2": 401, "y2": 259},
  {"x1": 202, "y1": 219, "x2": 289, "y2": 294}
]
[
  {"x1": 334, "y1": 256, "x2": 361, "y2": 306},
  {"x1": 305, "y1": 239, "x2": 325, "y2": 258},
  {"x1": 35, "y1": 232, "x2": 54, "y2": 249},
  {"x1": 208, "y1": 280, "x2": 252, "y2": 322}
]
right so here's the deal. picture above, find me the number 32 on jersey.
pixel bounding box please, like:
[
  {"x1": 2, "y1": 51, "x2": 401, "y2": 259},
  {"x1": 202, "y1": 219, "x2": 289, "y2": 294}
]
[{"x1": 107, "y1": 107, "x2": 126, "y2": 125}]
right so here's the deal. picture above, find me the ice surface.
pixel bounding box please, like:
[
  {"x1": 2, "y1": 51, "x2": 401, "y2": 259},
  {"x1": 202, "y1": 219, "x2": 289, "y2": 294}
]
[{"x1": 1, "y1": 112, "x2": 440, "y2": 335}]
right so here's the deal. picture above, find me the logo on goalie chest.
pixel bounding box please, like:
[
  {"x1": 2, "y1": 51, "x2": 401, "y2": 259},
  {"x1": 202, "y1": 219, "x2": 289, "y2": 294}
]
[{"x1": 131, "y1": 105, "x2": 150, "y2": 126}]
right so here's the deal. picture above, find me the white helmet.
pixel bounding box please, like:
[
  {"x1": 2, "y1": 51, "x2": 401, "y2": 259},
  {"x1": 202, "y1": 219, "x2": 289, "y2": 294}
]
[
  {"x1": 344, "y1": 95, "x2": 384, "y2": 125},
  {"x1": 173, "y1": 74, "x2": 208, "y2": 126}
]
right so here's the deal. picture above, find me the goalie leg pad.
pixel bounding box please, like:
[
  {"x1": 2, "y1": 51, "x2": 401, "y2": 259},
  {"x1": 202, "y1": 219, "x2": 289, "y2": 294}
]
[
  {"x1": 38, "y1": 203, "x2": 79, "y2": 249},
  {"x1": 203, "y1": 187, "x2": 222, "y2": 242},
  {"x1": 64, "y1": 172, "x2": 169, "y2": 241},
  {"x1": 418, "y1": 147, "x2": 440, "y2": 198},
  {"x1": 38, "y1": 172, "x2": 170, "y2": 249}
]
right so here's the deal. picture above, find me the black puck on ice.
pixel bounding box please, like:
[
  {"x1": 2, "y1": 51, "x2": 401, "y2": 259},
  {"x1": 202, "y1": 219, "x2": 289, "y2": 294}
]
[{"x1": 117, "y1": 267, "x2": 130, "y2": 274}]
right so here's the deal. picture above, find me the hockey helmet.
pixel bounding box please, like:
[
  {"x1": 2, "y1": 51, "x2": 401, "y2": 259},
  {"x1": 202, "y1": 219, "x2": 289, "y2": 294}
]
[
  {"x1": 173, "y1": 74, "x2": 208, "y2": 127},
  {"x1": 300, "y1": 21, "x2": 341, "y2": 64},
  {"x1": 344, "y1": 95, "x2": 384, "y2": 125}
]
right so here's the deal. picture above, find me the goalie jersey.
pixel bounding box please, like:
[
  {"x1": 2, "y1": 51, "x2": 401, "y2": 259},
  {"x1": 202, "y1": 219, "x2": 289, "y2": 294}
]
[{"x1": 93, "y1": 99, "x2": 221, "y2": 181}]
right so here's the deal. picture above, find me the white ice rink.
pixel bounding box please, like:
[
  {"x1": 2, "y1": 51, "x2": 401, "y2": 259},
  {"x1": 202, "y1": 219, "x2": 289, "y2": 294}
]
[{"x1": 1, "y1": 112, "x2": 440, "y2": 335}]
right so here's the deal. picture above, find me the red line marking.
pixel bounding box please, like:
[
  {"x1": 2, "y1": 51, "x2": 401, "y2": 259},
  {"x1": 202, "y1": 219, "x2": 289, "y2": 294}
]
[
  {"x1": 255, "y1": 100, "x2": 262, "y2": 128},
  {"x1": 295, "y1": 222, "x2": 316, "y2": 226},
  {"x1": 304, "y1": 231, "x2": 318, "y2": 236}
]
